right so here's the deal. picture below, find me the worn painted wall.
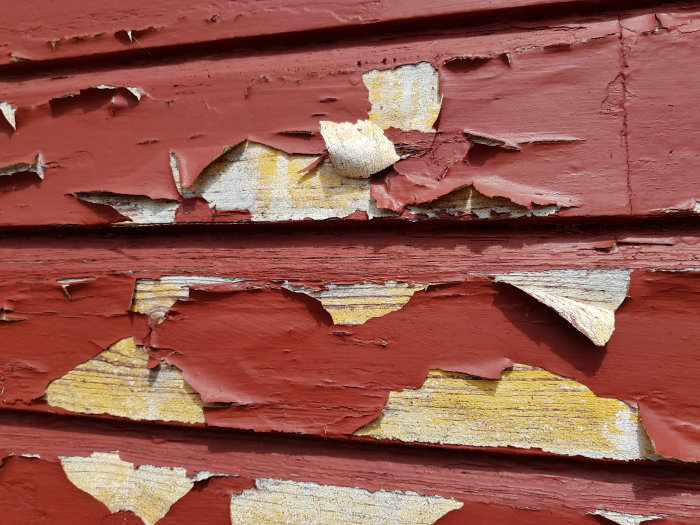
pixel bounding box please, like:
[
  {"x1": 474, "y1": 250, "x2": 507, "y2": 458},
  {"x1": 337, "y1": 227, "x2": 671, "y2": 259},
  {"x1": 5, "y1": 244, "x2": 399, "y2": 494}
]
[{"x1": 1, "y1": 1, "x2": 700, "y2": 524}]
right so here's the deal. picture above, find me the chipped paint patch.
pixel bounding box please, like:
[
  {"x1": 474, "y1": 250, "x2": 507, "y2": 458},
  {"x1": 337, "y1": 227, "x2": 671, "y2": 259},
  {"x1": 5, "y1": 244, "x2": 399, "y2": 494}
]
[
  {"x1": 320, "y1": 120, "x2": 399, "y2": 179},
  {"x1": 190, "y1": 141, "x2": 393, "y2": 220},
  {"x1": 355, "y1": 365, "x2": 654, "y2": 460},
  {"x1": 75, "y1": 192, "x2": 179, "y2": 224},
  {"x1": 60, "y1": 451, "x2": 195, "y2": 525},
  {"x1": 589, "y1": 509, "x2": 664, "y2": 525},
  {"x1": 0, "y1": 102, "x2": 17, "y2": 130},
  {"x1": 408, "y1": 185, "x2": 559, "y2": 219},
  {"x1": 230, "y1": 478, "x2": 462, "y2": 524},
  {"x1": 363, "y1": 62, "x2": 442, "y2": 132},
  {"x1": 131, "y1": 275, "x2": 246, "y2": 321},
  {"x1": 0, "y1": 153, "x2": 44, "y2": 180},
  {"x1": 494, "y1": 269, "x2": 631, "y2": 346},
  {"x1": 46, "y1": 337, "x2": 205, "y2": 423},
  {"x1": 283, "y1": 281, "x2": 429, "y2": 325}
]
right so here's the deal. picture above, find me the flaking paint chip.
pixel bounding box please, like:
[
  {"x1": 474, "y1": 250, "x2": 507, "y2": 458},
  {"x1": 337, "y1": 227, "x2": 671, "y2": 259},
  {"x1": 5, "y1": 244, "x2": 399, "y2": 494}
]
[
  {"x1": 230, "y1": 478, "x2": 462, "y2": 524},
  {"x1": 283, "y1": 281, "x2": 429, "y2": 324},
  {"x1": 408, "y1": 185, "x2": 559, "y2": 219},
  {"x1": 60, "y1": 451, "x2": 196, "y2": 525},
  {"x1": 363, "y1": 62, "x2": 442, "y2": 132},
  {"x1": 46, "y1": 337, "x2": 206, "y2": 423},
  {"x1": 76, "y1": 192, "x2": 179, "y2": 224},
  {"x1": 0, "y1": 153, "x2": 44, "y2": 180},
  {"x1": 354, "y1": 364, "x2": 654, "y2": 460},
  {"x1": 319, "y1": 120, "x2": 399, "y2": 179},
  {"x1": 0, "y1": 102, "x2": 17, "y2": 129},
  {"x1": 589, "y1": 509, "x2": 664, "y2": 525},
  {"x1": 494, "y1": 269, "x2": 632, "y2": 346}
]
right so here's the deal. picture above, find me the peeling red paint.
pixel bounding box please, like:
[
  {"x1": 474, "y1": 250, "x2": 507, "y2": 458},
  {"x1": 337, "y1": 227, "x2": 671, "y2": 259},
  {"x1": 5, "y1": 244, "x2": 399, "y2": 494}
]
[
  {"x1": 0, "y1": 7, "x2": 698, "y2": 224},
  {"x1": 2, "y1": 1, "x2": 700, "y2": 521}
]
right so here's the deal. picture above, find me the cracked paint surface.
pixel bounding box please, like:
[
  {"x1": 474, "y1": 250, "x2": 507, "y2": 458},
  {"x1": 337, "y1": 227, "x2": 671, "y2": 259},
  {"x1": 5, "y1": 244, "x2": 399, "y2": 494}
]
[
  {"x1": 494, "y1": 269, "x2": 631, "y2": 346},
  {"x1": 355, "y1": 364, "x2": 654, "y2": 460},
  {"x1": 45, "y1": 337, "x2": 206, "y2": 424},
  {"x1": 282, "y1": 281, "x2": 430, "y2": 325},
  {"x1": 60, "y1": 451, "x2": 196, "y2": 525},
  {"x1": 230, "y1": 478, "x2": 462, "y2": 524},
  {"x1": 363, "y1": 62, "x2": 442, "y2": 132}
]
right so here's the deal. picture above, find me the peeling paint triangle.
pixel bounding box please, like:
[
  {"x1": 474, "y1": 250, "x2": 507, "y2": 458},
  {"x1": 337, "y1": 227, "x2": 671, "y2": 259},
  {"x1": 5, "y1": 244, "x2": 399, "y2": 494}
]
[{"x1": 494, "y1": 269, "x2": 632, "y2": 346}]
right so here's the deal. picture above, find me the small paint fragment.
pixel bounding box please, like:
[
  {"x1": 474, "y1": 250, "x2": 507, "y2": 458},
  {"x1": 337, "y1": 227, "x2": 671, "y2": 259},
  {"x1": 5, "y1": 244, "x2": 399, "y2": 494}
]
[
  {"x1": 494, "y1": 269, "x2": 631, "y2": 346},
  {"x1": 75, "y1": 192, "x2": 179, "y2": 224},
  {"x1": 408, "y1": 185, "x2": 559, "y2": 219},
  {"x1": 589, "y1": 509, "x2": 664, "y2": 525},
  {"x1": 190, "y1": 141, "x2": 393, "y2": 220},
  {"x1": 46, "y1": 337, "x2": 206, "y2": 423},
  {"x1": 0, "y1": 308, "x2": 24, "y2": 322},
  {"x1": 0, "y1": 102, "x2": 17, "y2": 129},
  {"x1": 60, "y1": 451, "x2": 195, "y2": 525},
  {"x1": 230, "y1": 478, "x2": 462, "y2": 524},
  {"x1": 0, "y1": 153, "x2": 44, "y2": 180},
  {"x1": 319, "y1": 120, "x2": 399, "y2": 179},
  {"x1": 363, "y1": 62, "x2": 442, "y2": 132},
  {"x1": 464, "y1": 129, "x2": 584, "y2": 150},
  {"x1": 283, "y1": 281, "x2": 429, "y2": 325},
  {"x1": 95, "y1": 84, "x2": 144, "y2": 101},
  {"x1": 355, "y1": 365, "x2": 654, "y2": 460},
  {"x1": 131, "y1": 275, "x2": 246, "y2": 321}
]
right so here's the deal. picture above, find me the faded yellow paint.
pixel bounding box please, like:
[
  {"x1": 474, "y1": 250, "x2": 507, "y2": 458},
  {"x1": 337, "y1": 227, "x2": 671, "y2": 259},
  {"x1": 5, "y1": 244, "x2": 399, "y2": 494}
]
[
  {"x1": 131, "y1": 275, "x2": 245, "y2": 321},
  {"x1": 230, "y1": 478, "x2": 462, "y2": 524},
  {"x1": 61, "y1": 451, "x2": 195, "y2": 525},
  {"x1": 46, "y1": 337, "x2": 206, "y2": 423},
  {"x1": 409, "y1": 185, "x2": 559, "y2": 219},
  {"x1": 191, "y1": 141, "x2": 392, "y2": 221},
  {"x1": 355, "y1": 365, "x2": 654, "y2": 460},
  {"x1": 283, "y1": 281, "x2": 429, "y2": 324},
  {"x1": 363, "y1": 62, "x2": 442, "y2": 132}
]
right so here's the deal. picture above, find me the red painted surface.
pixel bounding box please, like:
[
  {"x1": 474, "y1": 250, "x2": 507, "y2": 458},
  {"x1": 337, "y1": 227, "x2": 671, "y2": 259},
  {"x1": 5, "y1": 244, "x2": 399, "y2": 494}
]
[
  {"x1": 0, "y1": 6, "x2": 698, "y2": 224},
  {"x1": 2, "y1": 1, "x2": 700, "y2": 523}
]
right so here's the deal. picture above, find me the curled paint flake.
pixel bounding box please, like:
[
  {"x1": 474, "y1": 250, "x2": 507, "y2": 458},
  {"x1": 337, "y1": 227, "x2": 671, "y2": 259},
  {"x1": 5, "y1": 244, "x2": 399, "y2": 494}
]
[
  {"x1": 355, "y1": 364, "x2": 654, "y2": 460},
  {"x1": 282, "y1": 281, "x2": 429, "y2": 325},
  {"x1": 60, "y1": 451, "x2": 197, "y2": 525},
  {"x1": 230, "y1": 478, "x2": 462, "y2": 525},
  {"x1": 363, "y1": 62, "x2": 442, "y2": 132},
  {"x1": 0, "y1": 153, "x2": 44, "y2": 180},
  {"x1": 0, "y1": 102, "x2": 17, "y2": 130},
  {"x1": 408, "y1": 185, "x2": 560, "y2": 219},
  {"x1": 494, "y1": 269, "x2": 631, "y2": 346},
  {"x1": 319, "y1": 120, "x2": 399, "y2": 178},
  {"x1": 45, "y1": 337, "x2": 207, "y2": 423},
  {"x1": 75, "y1": 192, "x2": 179, "y2": 224}
]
